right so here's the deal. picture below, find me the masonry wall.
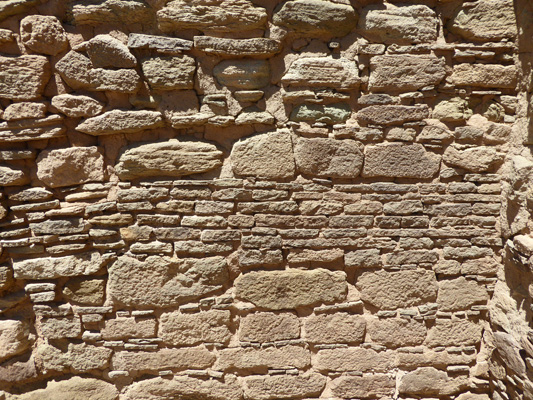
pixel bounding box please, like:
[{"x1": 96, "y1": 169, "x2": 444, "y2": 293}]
[{"x1": 0, "y1": 0, "x2": 525, "y2": 399}]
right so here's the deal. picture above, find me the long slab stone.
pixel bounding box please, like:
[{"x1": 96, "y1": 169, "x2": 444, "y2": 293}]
[
  {"x1": 76, "y1": 110, "x2": 164, "y2": 136},
  {"x1": 194, "y1": 36, "x2": 281, "y2": 58},
  {"x1": 13, "y1": 252, "x2": 106, "y2": 280},
  {"x1": 282, "y1": 57, "x2": 359, "y2": 89}
]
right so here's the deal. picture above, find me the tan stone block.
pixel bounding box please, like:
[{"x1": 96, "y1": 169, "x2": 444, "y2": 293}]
[
  {"x1": 101, "y1": 317, "x2": 156, "y2": 340},
  {"x1": 159, "y1": 310, "x2": 231, "y2": 346},
  {"x1": 215, "y1": 345, "x2": 310, "y2": 372},
  {"x1": 399, "y1": 366, "x2": 468, "y2": 396},
  {"x1": 111, "y1": 347, "x2": 215, "y2": 372},
  {"x1": 39, "y1": 316, "x2": 81, "y2": 340},
  {"x1": 367, "y1": 317, "x2": 427, "y2": 348},
  {"x1": 20, "y1": 15, "x2": 68, "y2": 56},
  {"x1": 437, "y1": 277, "x2": 489, "y2": 311},
  {"x1": 37, "y1": 342, "x2": 112, "y2": 373},
  {"x1": 239, "y1": 312, "x2": 300, "y2": 343},
  {"x1": 0, "y1": 55, "x2": 50, "y2": 100},
  {"x1": 243, "y1": 372, "x2": 326, "y2": 400},
  {"x1": 0, "y1": 320, "x2": 30, "y2": 362},
  {"x1": 282, "y1": 57, "x2": 359, "y2": 89},
  {"x1": 304, "y1": 313, "x2": 365, "y2": 344},
  {"x1": 452, "y1": 64, "x2": 517, "y2": 89},
  {"x1": 12, "y1": 376, "x2": 118, "y2": 400},
  {"x1": 314, "y1": 347, "x2": 394, "y2": 372},
  {"x1": 426, "y1": 318, "x2": 483, "y2": 347},
  {"x1": 330, "y1": 374, "x2": 396, "y2": 398}
]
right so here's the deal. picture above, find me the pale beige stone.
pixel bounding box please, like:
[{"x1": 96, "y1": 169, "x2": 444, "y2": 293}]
[
  {"x1": 367, "y1": 317, "x2": 427, "y2": 348},
  {"x1": 2, "y1": 102, "x2": 46, "y2": 121},
  {"x1": 304, "y1": 313, "x2": 365, "y2": 344},
  {"x1": 282, "y1": 57, "x2": 359, "y2": 89},
  {"x1": 39, "y1": 316, "x2": 81, "y2": 339},
  {"x1": 399, "y1": 366, "x2": 468, "y2": 395},
  {"x1": 493, "y1": 332, "x2": 527, "y2": 376},
  {"x1": 315, "y1": 347, "x2": 394, "y2": 372},
  {"x1": 12, "y1": 376, "x2": 118, "y2": 400},
  {"x1": 84, "y1": 35, "x2": 136, "y2": 68},
  {"x1": 76, "y1": 110, "x2": 164, "y2": 136},
  {"x1": 287, "y1": 248, "x2": 344, "y2": 264},
  {"x1": 37, "y1": 342, "x2": 112, "y2": 373},
  {"x1": 443, "y1": 145, "x2": 504, "y2": 172},
  {"x1": 0, "y1": 0, "x2": 40, "y2": 22},
  {"x1": 273, "y1": 0, "x2": 357, "y2": 37},
  {"x1": 240, "y1": 313, "x2": 300, "y2": 343},
  {"x1": 357, "y1": 269, "x2": 438, "y2": 310},
  {"x1": 107, "y1": 255, "x2": 228, "y2": 308},
  {"x1": 235, "y1": 268, "x2": 347, "y2": 310},
  {"x1": 127, "y1": 33, "x2": 193, "y2": 53},
  {"x1": 0, "y1": 166, "x2": 29, "y2": 186},
  {"x1": 437, "y1": 277, "x2": 489, "y2": 311},
  {"x1": 55, "y1": 51, "x2": 93, "y2": 89},
  {"x1": 432, "y1": 97, "x2": 472, "y2": 122},
  {"x1": 115, "y1": 139, "x2": 223, "y2": 180},
  {"x1": 0, "y1": 320, "x2": 29, "y2": 362},
  {"x1": 456, "y1": 393, "x2": 490, "y2": 400},
  {"x1": 88, "y1": 68, "x2": 142, "y2": 92},
  {"x1": 452, "y1": 64, "x2": 517, "y2": 89},
  {"x1": 214, "y1": 59, "x2": 270, "y2": 89},
  {"x1": 13, "y1": 252, "x2": 105, "y2": 279},
  {"x1": 235, "y1": 110, "x2": 275, "y2": 125},
  {"x1": 194, "y1": 36, "x2": 281, "y2": 58},
  {"x1": 215, "y1": 345, "x2": 310, "y2": 372},
  {"x1": 141, "y1": 55, "x2": 195, "y2": 90},
  {"x1": 330, "y1": 374, "x2": 396, "y2": 398},
  {"x1": 357, "y1": 105, "x2": 430, "y2": 125},
  {"x1": 36, "y1": 146, "x2": 104, "y2": 188},
  {"x1": 20, "y1": 15, "x2": 68, "y2": 56},
  {"x1": 159, "y1": 310, "x2": 231, "y2": 345},
  {"x1": 111, "y1": 347, "x2": 215, "y2": 372},
  {"x1": 71, "y1": 0, "x2": 153, "y2": 25},
  {"x1": 62, "y1": 277, "x2": 105, "y2": 306},
  {"x1": 51, "y1": 94, "x2": 104, "y2": 118},
  {"x1": 294, "y1": 138, "x2": 363, "y2": 179},
  {"x1": 0, "y1": 55, "x2": 50, "y2": 100},
  {"x1": 243, "y1": 372, "x2": 326, "y2": 400},
  {"x1": 101, "y1": 317, "x2": 156, "y2": 340},
  {"x1": 0, "y1": 355, "x2": 37, "y2": 384},
  {"x1": 426, "y1": 318, "x2": 483, "y2": 347}
]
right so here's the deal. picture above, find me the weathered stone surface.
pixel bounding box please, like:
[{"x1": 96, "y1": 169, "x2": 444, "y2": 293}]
[
  {"x1": 231, "y1": 130, "x2": 295, "y2": 180},
  {"x1": 235, "y1": 268, "x2": 347, "y2": 310},
  {"x1": 54, "y1": 51, "x2": 92, "y2": 89},
  {"x1": 0, "y1": 320, "x2": 29, "y2": 362},
  {"x1": 369, "y1": 55, "x2": 446, "y2": 92},
  {"x1": 0, "y1": 0, "x2": 39, "y2": 22},
  {"x1": 362, "y1": 143, "x2": 441, "y2": 179},
  {"x1": 37, "y1": 342, "x2": 112, "y2": 372},
  {"x1": 315, "y1": 347, "x2": 393, "y2": 372},
  {"x1": 107, "y1": 255, "x2": 228, "y2": 308},
  {"x1": 399, "y1": 367, "x2": 467, "y2": 395},
  {"x1": 433, "y1": 97, "x2": 472, "y2": 122},
  {"x1": 30, "y1": 218, "x2": 87, "y2": 235},
  {"x1": 452, "y1": 64, "x2": 517, "y2": 89},
  {"x1": 39, "y1": 316, "x2": 81, "y2": 339},
  {"x1": 101, "y1": 317, "x2": 156, "y2": 340},
  {"x1": 243, "y1": 372, "x2": 326, "y2": 400},
  {"x1": 304, "y1": 313, "x2": 365, "y2": 344},
  {"x1": 214, "y1": 59, "x2": 270, "y2": 89},
  {"x1": 195, "y1": 36, "x2": 281, "y2": 58},
  {"x1": 3, "y1": 102, "x2": 46, "y2": 121},
  {"x1": 282, "y1": 57, "x2": 359, "y2": 89},
  {"x1": 273, "y1": 0, "x2": 357, "y2": 37},
  {"x1": 0, "y1": 265, "x2": 13, "y2": 291},
  {"x1": 36, "y1": 146, "x2": 104, "y2": 188},
  {"x1": 12, "y1": 376, "x2": 118, "y2": 400},
  {"x1": 63, "y1": 277, "x2": 106, "y2": 306},
  {"x1": 157, "y1": 0, "x2": 267, "y2": 33},
  {"x1": 235, "y1": 110, "x2": 274, "y2": 125},
  {"x1": 367, "y1": 317, "x2": 427, "y2": 348},
  {"x1": 0, "y1": 55, "x2": 50, "y2": 100},
  {"x1": 345, "y1": 249, "x2": 382, "y2": 268},
  {"x1": 448, "y1": 0, "x2": 516, "y2": 41},
  {"x1": 294, "y1": 138, "x2": 363, "y2": 179},
  {"x1": 159, "y1": 310, "x2": 231, "y2": 345},
  {"x1": 357, "y1": 269, "x2": 438, "y2": 310},
  {"x1": 141, "y1": 55, "x2": 195, "y2": 90},
  {"x1": 290, "y1": 103, "x2": 351, "y2": 125},
  {"x1": 437, "y1": 277, "x2": 489, "y2": 311},
  {"x1": 357, "y1": 105, "x2": 430, "y2": 125},
  {"x1": 128, "y1": 33, "x2": 193, "y2": 53},
  {"x1": 13, "y1": 252, "x2": 105, "y2": 279},
  {"x1": 51, "y1": 94, "x2": 104, "y2": 118},
  {"x1": 0, "y1": 166, "x2": 29, "y2": 186},
  {"x1": 0, "y1": 115, "x2": 66, "y2": 142},
  {"x1": 240, "y1": 313, "x2": 300, "y2": 343},
  {"x1": 426, "y1": 318, "x2": 483, "y2": 347},
  {"x1": 359, "y1": 3, "x2": 437, "y2": 44},
  {"x1": 88, "y1": 68, "x2": 141, "y2": 92},
  {"x1": 115, "y1": 139, "x2": 223, "y2": 180},
  {"x1": 215, "y1": 345, "x2": 310, "y2": 372},
  {"x1": 83, "y1": 35, "x2": 136, "y2": 68},
  {"x1": 111, "y1": 347, "x2": 215, "y2": 372},
  {"x1": 71, "y1": 0, "x2": 153, "y2": 25},
  {"x1": 493, "y1": 332, "x2": 527, "y2": 376},
  {"x1": 330, "y1": 374, "x2": 396, "y2": 398},
  {"x1": 0, "y1": 356, "x2": 37, "y2": 383},
  {"x1": 121, "y1": 375, "x2": 242, "y2": 400},
  {"x1": 443, "y1": 145, "x2": 504, "y2": 172},
  {"x1": 20, "y1": 15, "x2": 68, "y2": 56},
  {"x1": 76, "y1": 110, "x2": 164, "y2": 136}
]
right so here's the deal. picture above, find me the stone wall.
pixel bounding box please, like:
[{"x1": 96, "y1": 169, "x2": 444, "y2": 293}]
[{"x1": 0, "y1": 0, "x2": 526, "y2": 399}]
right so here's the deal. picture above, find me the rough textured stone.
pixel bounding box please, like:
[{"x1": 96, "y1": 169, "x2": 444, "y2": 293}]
[
  {"x1": 433, "y1": 97, "x2": 472, "y2": 122},
  {"x1": 195, "y1": 36, "x2": 281, "y2": 58},
  {"x1": 282, "y1": 57, "x2": 359, "y2": 89},
  {"x1": 330, "y1": 374, "x2": 396, "y2": 398},
  {"x1": 399, "y1": 367, "x2": 468, "y2": 395},
  {"x1": 54, "y1": 51, "x2": 93, "y2": 89},
  {"x1": 493, "y1": 332, "x2": 527, "y2": 376},
  {"x1": 214, "y1": 59, "x2": 270, "y2": 89},
  {"x1": 362, "y1": 143, "x2": 441, "y2": 179},
  {"x1": 71, "y1": 0, "x2": 153, "y2": 25},
  {"x1": 3, "y1": 102, "x2": 46, "y2": 121},
  {"x1": 359, "y1": 3, "x2": 438, "y2": 44},
  {"x1": 0, "y1": 166, "x2": 29, "y2": 186},
  {"x1": 357, "y1": 269, "x2": 438, "y2": 310},
  {"x1": 290, "y1": 103, "x2": 351, "y2": 125},
  {"x1": 0, "y1": 55, "x2": 50, "y2": 100},
  {"x1": 128, "y1": 33, "x2": 193, "y2": 53},
  {"x1": 443, "y1": 145, "x2": 504, "y2": 172},
  {"x1": 215, "y1": 345, "x2": 310, "y2": 372},
  {"x1": 304, "y1": 313, "x2": 365, "y2": 344},
  {"x1": 107, "y1": 255, "x2": 228, "y2": 308},
  {"x1": 235, "y1": 268, "x2": 347, "y2": 310},
  {"x1": 115, "y1": 139, "x2": 223, "y2": 180},
  {"x1": 315, "y1": 347, "x2": 393, "y2": 372},
  {"x1": 243, "y1": 372, "x2": 326, "y2": 400},
  {"x1": 12, "y1": 376, "x2": 118, "y2": 400},
  {"x1": 231, "y1": 130, "x2": 295, "y2": 179},
  {"x1": 357, "y1": 105, "x2": 430, "y2": 125},
  {"x1": 20, "y1": 15, "x2": 68, "y2": 56},
  {"x1": 0, "y1": 0, "x2": 40, "y2": 22},
  {"x1": 111, "y1": 347, "x2": 215, "y2": 372},
  {"x1": 369, "y1": 55, "x2": 446, "y2": 92},
  {"x1": 452, "y1": 64, "x2": 517, "y2": 89},
  {"x1": 437, "y1": 277, "x2": 489, "y2": 311},
  {"x1": 39, "y1": 316, "x2": 82, "y2": 339},
  {"x1": 448, "y1": 0, "x2": 516, "y2": 41},
  {"x1": 0, "y1": 356, "x2": 37, "y2": 384},
  {"x1": 273, "y1": 0, "x2": 357, "y2": 37},
  {"x1": 62, "y1": 277, "x2": 106, "y2": 306},
  {"x1": 240, "y1": 313, "x2": 300, "y2": 343},
  {"x1": 159, "y1": 310, "x2": 231, "y2": 345},
  {"x1": 36, "y1": 146, "x2": 105, "y2": 188},
  {"x1": 0, "y1": 320, "x2": 30, "y2": 362},
  {"x1": 294, "y1": 138, "x2": 363, "y2": 179},
  {"x1": 76, "y1": 110, "x2": 164, "y2": 136},
  {"x1": 37, "y1": 343, "x2": 112, "y2": 372},
  {"x1": 12, "y1": 252, "x2": 105, "y2": 279},
  {"x1": 51, "y1": 94, "x2": 104, "y2": 118},
  {"x1": 367, "y1": 317, "x2": 427, "y2": 348},
  {"x1": 84, "y1": 35, "x2": 137, "y2": 68},
  {"x1": 141, "y1": 55, "x2": 195, "y2": 90},
  {"x1": 101, "y1": 317, "x2": 156, "y2": 340},
  {"x1": 426, "y1": 318, "x2": 483, "y2": 347}
]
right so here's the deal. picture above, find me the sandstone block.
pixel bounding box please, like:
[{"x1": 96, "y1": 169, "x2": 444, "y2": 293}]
[
  {"x1": 107, "y1": 255, "x2": 228, "y2": 308},
  {"x1": 369, "y1": 55, "x2": 446, "y2": 92},
  {"x1": 37, "y1": 342, "x2": 112, "y2": 373},
  {"x1": 13, "y1": 252, "x2": 105, "y2": 280},
  {"x1": 39, "y1": 316, "x2": 81, "y2": 339},
  {"x1": 111, "y1": 347, "x2": 215, "y2": 372},
  {"x1": 231, "y1": 130, "x2": 295, "y2": 180},
  {"x1": 443, "y1": 145, "x2": 504, "y2": 172},
  {"x1": 235, "y1": 268, "x2": 347, "y2": 310},
  {"x1": 195, "y1": 36, "x2": 281, "y2": 58},
  {"x1": 282, "y1": 57, "x2": 359, "y2": 89},
  {"x1": 71, "y1": 0, "x2": 153, "y2": 25},
  {"x1": 243, "y1": 372, "x2": 326, "y2": 400},
  {"x1": 493, "y1": 332, "x2": 527, "y2": 376},
  {"x1": 88, "y1": 68, "x2": 141, "y2": 92},
  {"x1": 330, "y1": 374, "x2": 396, "y2": 398},
  {"x1": 141, "y1": 55, "x2": 195, "y2": 90},
  {"x1": 84, "y1": 35, "x2": 137, "y2": 68},
  {"x1": 273, "y1": 0, "x2": 357, "y2": 37},
  {"x1": 426, "y1": 318, "x2": 482, "y2": 347},
  {"x1": 30, "y1": 218, "x2": 87, "y2": 235},
  {"x1": 452, "y1": 64, "x2": 517, "y2": 89},
  {"x1": 101, "y1": 317, "x2": 156, "y2": 340},
  {"x1": 0, "y1": 0, "x2": 40, "y2": 22},
  {"x1": 36, "y1": 146, "x2": 104, "y2": 188},
  {"x1": 357, "y1": 269, "x2": 438, "y2": 310},
  {"x1": 240, "y1": 312, "x2": 300, "y2": 342},
  {"x1": 359, "y1": 3, "x2": 438, "y2": 44},
  {"x1": 3, "y1": 102, "x2": 46, "y2": 121},
  {"x1": 304, "y1": 313, "x2": 365, "y2": 344},
  {"x1": 128, "y1": 33, "x2": 193, "y2": 53},
  {"x1": 362, "y1": 143, "x2": 441, "y2": 179},
  {"x1": 345, "y1": 249, "x2": 382, "y2": 268},
  {"x1": 399, "y1": 366, "x2": 468, "y2": 395},
  {"x1": 115, "y1": 139, "x2": 223, "y2": 180},
  {"x1": 0, "y1": 55, "x2": 50, "y2": 100},
  {"x1": 215, "y1": 345, "x2": 310, "y2": 372},
  {"x1": 0, "y1": 320, "x2": 29, "y2": 362},
  {"x1": 214, "y1": 59, "x2": 270, "y2": 89},
  {"x1": 290, "y1": 103, "x2": 351, "y2": 125},
  {"x1": 20, "y1": 15, "x2": 68, "y2": 56},
  {"x1": 76, "y1": 110, "x2": 164, "y2": 136},
  {"x1": 433, "y1": 97, "x2": 472, "y2": 122},
  {"x1": 51, "y1": 94, "x2": 104, "y2": 118},
  {"x1": 0, "y1": 166, "x2": 29, "y2": 186},
  {"x1": 437, "y1": 277, "x2": 489, "y2": 311},
  {"x1": 55, "y1": 50, "x2": 93, "y2": 89},
  {"x1": 357, "y1": 105, "x2": 430, "y2": 125},
  {"x1": 12, "y1": 376, "x2": 118, "y2": 400},
  {"x1": 159, "y1": 310, "x2": 231, "y2": 345},
  {"x1": 63, "y1": 277, "x2": 106, "y2": 306},
  {"x1": 367, "y1": 317, "x2": 427, "y2": 348},
  {"x1": 0, "y1": 356, "x2": 37, "y2": 384},
  {"x1": 314, "y1": 347, "x2": 393, "y2": 372}
]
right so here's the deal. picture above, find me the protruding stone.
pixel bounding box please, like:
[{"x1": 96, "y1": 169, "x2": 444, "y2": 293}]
[
  {"x1": 82, "y1": 34, "x2": 136, "y2": 68},
  {"x1": 357, "y1": 105, "x2": 430, "y2": 125},
  {"x1": 273, "y1": 0, "x2": 357, "y2": 37},
  {"x1": 13, "y1": 252, "x2": 106, "y2": 280},
  {"x1": 115, "y1": 139, "x2": 223, "y2": 180},
  {"x1": 330, "y1": 374, "x2": 396, "y2": 398},
  {"x1": 0, "y1": 55, "x2": 50, "y2": 100},
  {"x1": 2, "y1": 102, "x2": 46, "y2": 121},
  {"x1": 0, "y1": 320, "x2": 30, "y2": 362},
  {"x1": 111, "y1": 347, "x2": 215, "y2": 372},
  {"x1": 159, "y1": 310, "x2": 231, "y2": 346},
  {"x1": 36, "y1": 146, "x2": 104, "y2": 188},
  {"x1": 357, "y1": 269, "x2": 438, "y2": 310},
  {"x1": 443, "y1": 145, "x2": 504, "y2": 172},
  {"x1": 51, "y1": 94, "x2": 104, "y2": 118},
  {"x1": 369, "y1": 55, "x2": 446, "y2": 92},
  {"x1": 54, "y1": 50, "x2": 93, "y2": 89},
  {"x1": 426, "y1": 318, "x2": 483, "y2": 347},
  {"x1": 282, "y1": 57, "x2": 359, "y2": 89},
  {"x1": 76, "y1": 110, "x2": 164, "y2": 136},
  {"x1": 71, "y1": 0, "x2": 153, "y2": 25},
  {"x1": 141, "y1": 55, "x2": 195, "y2": 90},
  {"x1": 452, "y1": 64, "x2": 517, "y2": 89},
  {"x1": 20, "y1": 15, "x2": 68, "y2": 56},
  {"x1": 231, "y1": 130, "x2": 295, "y2": 180},
  {"x1": 0, "y1": 166, "x2": 29, "y2": 186},
  {"x1": 359, "y1": 4, "x2": 438, "y2": 44},
  {"x1": 240, "y1": 313, "x2": 300, "y2": 343},
  {"x1": 128, "y1": 33, "x2": 193, "y2": 54},
  {"x1": 12, "y1": 376, "x2": 118, "y2": 400},
  {"x1": 493, "y1": 332, "x2": 527, "y2": 376},
  {"x1": 243, "y1": 372, "x2": 326, "y2": 400},
  {"x1": 362, "y1": 143, "x2": 441, "y2": 179},
  {"x1": 107, "y1": 255, "x2": 228, "y2": 308},
  {"x1": 235, "y1": 268, "x2": 347, "y2": 310},
  {"x1": 294, "y1": 138, "x2": 364, "y2": 179},
  {"x1": 304, "y1": 313, "x2": 365, "y2": 344},
  {"x1": 214, "y1": 59, "x2": 270, "y2": 89},
  {"x1": 195, "y1": 36, "x2": 281, "y2": 58},
  {"x1": 367, "y1": 317, "x2": 427, "y2": 348},
  {"x1": 433, "y1": 98, "x2": 472, "y2": 122}
]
